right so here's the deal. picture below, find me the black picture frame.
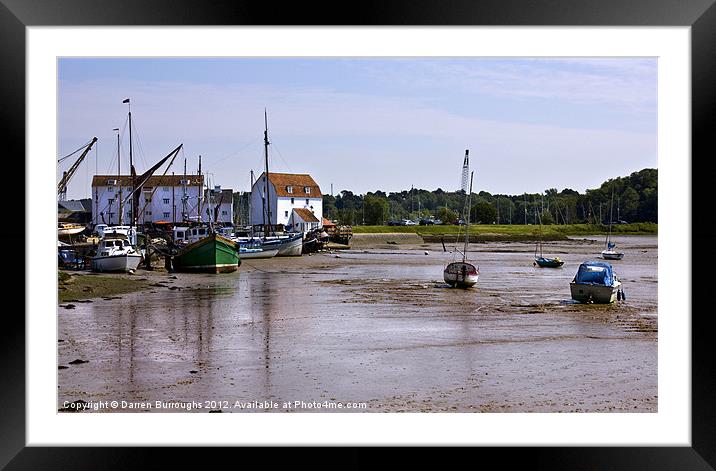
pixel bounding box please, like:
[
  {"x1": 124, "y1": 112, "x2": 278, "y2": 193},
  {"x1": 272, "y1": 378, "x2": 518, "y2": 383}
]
[{"x1": 3, "y1": 0, "x2": 713, "y2": 468}]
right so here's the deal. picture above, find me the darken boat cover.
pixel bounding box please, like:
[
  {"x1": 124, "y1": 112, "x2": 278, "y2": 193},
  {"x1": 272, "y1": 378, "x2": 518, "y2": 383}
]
[{"x1": 573, "y1": 260, "x2": 614, "y2": 286}]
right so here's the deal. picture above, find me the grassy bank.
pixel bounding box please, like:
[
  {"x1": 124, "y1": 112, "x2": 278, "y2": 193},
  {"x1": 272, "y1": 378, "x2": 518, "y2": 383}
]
[{"x1": 352, "y1": 223, "x2": 657, "y2": 242}]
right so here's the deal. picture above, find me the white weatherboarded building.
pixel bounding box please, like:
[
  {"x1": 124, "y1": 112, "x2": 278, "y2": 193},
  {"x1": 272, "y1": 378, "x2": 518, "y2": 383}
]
[
  {"x1": 250, "y1": 172, "x2": 322, "y2": 228},
  {"x1": 91, "y1": 174, "x2": 204, "y2": 225}
]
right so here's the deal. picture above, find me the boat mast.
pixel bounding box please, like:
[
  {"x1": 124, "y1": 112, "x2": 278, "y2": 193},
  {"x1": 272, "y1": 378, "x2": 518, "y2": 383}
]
[
  {"x1": 125, "y1": 98, "x2": 134, "y2": 231},
  {"x1": 263, "y1": 109, "x2": 272, "y2": 238},
  {"x1": 463, "y1": 171, "x2": 474, "y2": 262},
  {"x1": 606, "y1": 189, "x2": 614, "y2": 249},
  {"x1": 115, "y1": 128, "x2": 122, "y2": 225},
  {"x1": 182, "y1": 155, "x2": 187, "y2": 222},
  {"x1": 198, "y1": 155, "x2": 202, "y2": 224}
]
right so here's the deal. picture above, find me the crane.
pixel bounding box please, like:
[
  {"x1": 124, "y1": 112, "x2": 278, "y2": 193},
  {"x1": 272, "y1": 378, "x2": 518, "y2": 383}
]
[{"x1": 57, "y1": 137, "x2": 98, "y2": 200}]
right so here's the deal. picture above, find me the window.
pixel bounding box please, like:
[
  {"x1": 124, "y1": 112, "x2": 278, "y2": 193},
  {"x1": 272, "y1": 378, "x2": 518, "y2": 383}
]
[
  {"x1": 285, "y1": 211, "x2": 289, "y2": 217},
  {"x1": 108, "y1": 212, "x2": 115, "y2": 219},
  {"x1": 286, "y1": 186, "x2": 293, "y2": 194},
  {"x1": 145, "y1": 210, "x2": 152, "y2": 216},
  {"x1": 304, "y1": 186, "x2": 311, "y2": 194},
  {"x1": 108, "y1": 186, "x2": 114, "y2": 192},
  {"x1": 163, "y1": 198, "x2": 170, "y2": 204},
  {"x1": 291, "y1": 197, "x2": 295, "y2": 204},
  {"x1": 163, "y1": 186, "x2": 170, "y2": 192},
  {"x1": 107, "y1": 198, "x2": 114, "y2": 205},
  {"x1": 198, "y1": 228, "x2": 206, "y2": 236},
  {"x1": 306, "y1": 199, "x2": 309, "y2": 205},
  {"x1": 145, "y1": 197, "x2": 152, "y2": 203},
  {"x1": 222, "y1": 210, "x2": 228, "y2": 215},
  {"x1": 163, "y1": 212, "x2": 170, "y2": 218}
]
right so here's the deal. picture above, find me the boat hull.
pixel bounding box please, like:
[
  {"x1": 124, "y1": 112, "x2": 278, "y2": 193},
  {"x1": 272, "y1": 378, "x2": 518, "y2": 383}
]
[
  {"x1": 239, "y1": 248, "x2": 279, "y2": 259},
  {"x1": 91, "y1": 254, "x2": 142, "y2": 273},
  {"x1": 570, "y1": 281, "x2": 621, "y2": 304},
  {"x1": 535, "y1": 257, "x2": 564, "y2": 268},
  {"x1": 444, "y1": 262, "x2": 479, "y2": 288},
  {"x1": 276, "y1": 234, "x2": 303, "y2": 257},
  {"x1": 601, "y1": 250, "x2": 624, "y2": 260},
  {"x1": 58, "y1": 225, "x2": 85, "y2": 236},
  {"x1": 173, "y1": 234, "x2": 240, "y2": 273}
]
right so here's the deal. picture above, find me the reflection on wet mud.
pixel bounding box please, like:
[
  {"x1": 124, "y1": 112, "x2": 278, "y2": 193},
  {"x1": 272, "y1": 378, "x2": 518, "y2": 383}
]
[{"x1": 58, "y1": 236, "x2": 658, "y2": 412}]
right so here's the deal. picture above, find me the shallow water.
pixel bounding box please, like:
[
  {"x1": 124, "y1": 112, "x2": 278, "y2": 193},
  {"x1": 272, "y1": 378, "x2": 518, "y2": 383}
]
[{"x1": 58, "y1": 235, "x2": 657, "y2": 412}]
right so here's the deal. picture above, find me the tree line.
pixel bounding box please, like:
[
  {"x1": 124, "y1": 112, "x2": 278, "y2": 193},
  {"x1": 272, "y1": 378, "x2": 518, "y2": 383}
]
[{"x1": 321, "y1": 168, "x2": 657, "y2": 226}]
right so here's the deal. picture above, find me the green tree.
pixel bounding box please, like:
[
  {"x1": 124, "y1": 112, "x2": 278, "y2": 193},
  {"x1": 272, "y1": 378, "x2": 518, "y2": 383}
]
[
  {"x1": 436, "y1": 207, "x2": 458, "y2": 224},
  {"x1": 471, "y1": 201, "x2": 497, "y2": 224},
  {"x1": 363, "y1": 195, "x2": 389, "y2": 225}
]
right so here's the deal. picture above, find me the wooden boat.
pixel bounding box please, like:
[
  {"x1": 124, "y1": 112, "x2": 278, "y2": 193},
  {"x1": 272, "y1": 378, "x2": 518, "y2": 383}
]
[
  {"x1": 444, "y1": 163, "x2": 479, "y2": 288},
  {"x1": 173, "y1": 233, "x2": 240, "y2": 273},
  {"x1": 570, "y1": 260, "x2": 623, "y2": 304},
  {"x1": 91, "y1": 234, "x2": 142, "y2": 273}
]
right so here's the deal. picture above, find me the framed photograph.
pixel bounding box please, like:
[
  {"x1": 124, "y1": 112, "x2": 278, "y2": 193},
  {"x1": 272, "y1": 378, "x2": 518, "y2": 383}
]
[{"x1": 4, "y1": 0, "x2": 713, "y2": 467}]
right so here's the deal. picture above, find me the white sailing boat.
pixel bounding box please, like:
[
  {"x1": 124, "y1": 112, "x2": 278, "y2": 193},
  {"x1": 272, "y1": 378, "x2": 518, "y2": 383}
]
[
  {"x1": 444, "y1": 167, "x2": 479, "y2": 288},
  {"x1": 601, "y1": 190, "x2": 624, "y2": 260}
]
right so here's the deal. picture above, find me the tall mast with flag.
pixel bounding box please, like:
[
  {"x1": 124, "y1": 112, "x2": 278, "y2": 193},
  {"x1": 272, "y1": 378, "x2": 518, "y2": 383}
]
[{"x1": 123, "y1": 98, "x2": 134, "y2": 228}]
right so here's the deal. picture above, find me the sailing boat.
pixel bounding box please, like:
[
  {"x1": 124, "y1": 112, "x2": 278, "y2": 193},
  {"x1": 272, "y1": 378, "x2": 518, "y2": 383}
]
[
  {"x1": 444, "y1": 169, "x2": 479, "y2": 288},
  {"x1": 601, "y1": 190, "x2": 624, "y2": 260},
  {"x1": 172, "y1": 163, "x2": 240, "y2": 273},
  {"x1": 534, "y1": 209, "x2": 564, "y2": 268},
  {"x1": 247, "y1": 110, "x2": 303, "y2": 257}
]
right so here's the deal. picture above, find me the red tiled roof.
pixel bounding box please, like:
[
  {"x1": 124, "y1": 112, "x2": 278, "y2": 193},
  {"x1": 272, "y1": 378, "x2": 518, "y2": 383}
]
[
  {"x1": 262, "y1": 172, "x2": 322, "y2": 197},
  {"x1": 91, "y1": 175, "x2": 204, "y2": 187},
  {"x1": 292, "y1": 208, "x2": 319, "y2": 223},
  {"x1": 322, "y1": 218, "x2": 335, "y2": 227}
]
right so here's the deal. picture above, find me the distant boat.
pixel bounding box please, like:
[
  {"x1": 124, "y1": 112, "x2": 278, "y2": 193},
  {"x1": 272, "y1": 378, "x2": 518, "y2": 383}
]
[
  {"x1": 570, "y1": 260, "x2": 623, "y2": 304},
  {"x1": 91, "y1": 233, "x2": 142, "y2": 273},
  {"x1": 601, "y1": 190, "x2": 624, "y2": 260},
  {"x1": 173, "y1": 232, "x2": 240, "y2": 273},
  {"x1": 253, "y1": 110, "x2": 304, "y2": 257},
  {"x1": 534, "y1": 215, "x2": 564, "y2": 268},
  {"x1": 444, "y1": 160, "x2": 479, "y2": 289}
]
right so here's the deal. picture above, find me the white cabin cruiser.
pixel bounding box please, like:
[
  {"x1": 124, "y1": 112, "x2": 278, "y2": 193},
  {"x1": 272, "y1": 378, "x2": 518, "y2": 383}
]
[{"x1": 91, "y1": 234, "x2": 142, "y2": 273}]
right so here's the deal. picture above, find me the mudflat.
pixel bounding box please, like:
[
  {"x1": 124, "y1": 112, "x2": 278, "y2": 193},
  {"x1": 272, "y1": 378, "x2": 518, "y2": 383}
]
[{"x1": 58, "y1": 235, "x2": 657, "y2": 412}]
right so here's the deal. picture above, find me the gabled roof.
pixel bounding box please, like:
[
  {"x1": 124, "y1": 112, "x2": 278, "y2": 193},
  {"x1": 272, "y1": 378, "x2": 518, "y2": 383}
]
[
  {"x1": 91, "y1": 175, "x2": 204, "y2": 187},
  {"x1": 259, "y1": 172, "x2": 322, "y2": 197},
  {"x1": 292, "y1": 208, "x2": 319, "y2": 223}
]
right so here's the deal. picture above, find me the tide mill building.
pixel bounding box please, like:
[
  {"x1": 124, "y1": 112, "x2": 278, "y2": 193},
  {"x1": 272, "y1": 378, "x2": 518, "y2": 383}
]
[{"x1": 250, "y1": 172, "x2": 323, "y2": 230}]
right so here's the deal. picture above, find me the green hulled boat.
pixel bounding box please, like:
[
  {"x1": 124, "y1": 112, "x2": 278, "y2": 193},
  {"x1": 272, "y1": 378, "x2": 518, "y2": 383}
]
[{"x1": 173, "y1": 233, "x2": 240, "y2": 273}]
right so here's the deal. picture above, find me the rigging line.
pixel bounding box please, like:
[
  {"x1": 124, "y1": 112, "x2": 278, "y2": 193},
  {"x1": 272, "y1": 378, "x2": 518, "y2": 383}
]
[
  {"x1": 57, "y1": 138, "x2": 94, "y2": 164},
  {"x1": 128, "y1": 114, "x2": 148, "y2": 172},
  {"x1": 269, "y1": 138, "x2": 293, "y2": 172},
  {"x1": 206, "y1": 136, "x2": 262, "y2": 168}
]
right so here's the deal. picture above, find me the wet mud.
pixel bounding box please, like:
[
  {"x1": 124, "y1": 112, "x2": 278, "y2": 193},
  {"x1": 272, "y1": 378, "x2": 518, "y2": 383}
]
[{"x1": 58, "y1": 235, "x2": 657, "y2": 412}]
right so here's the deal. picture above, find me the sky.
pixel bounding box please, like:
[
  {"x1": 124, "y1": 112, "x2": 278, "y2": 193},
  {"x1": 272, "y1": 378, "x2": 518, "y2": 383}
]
[{"x1": 58, "y1": 58, "x2": 657, "y2": 200}]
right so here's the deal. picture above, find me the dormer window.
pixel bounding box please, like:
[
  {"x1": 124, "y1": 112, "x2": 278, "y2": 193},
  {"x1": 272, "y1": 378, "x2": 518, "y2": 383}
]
[
  {"x1": 304, "y1": 186, "x2": 311, "y2": 194},
  {"x1": 286, "y1": 186, "x2": 293, "y2": 194}
]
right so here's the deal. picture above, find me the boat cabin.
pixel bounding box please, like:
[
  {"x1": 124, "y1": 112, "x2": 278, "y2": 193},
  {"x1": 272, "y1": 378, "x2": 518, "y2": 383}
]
[{"x1": 97, "y1": 237, "x2": 133, "y2": 256}]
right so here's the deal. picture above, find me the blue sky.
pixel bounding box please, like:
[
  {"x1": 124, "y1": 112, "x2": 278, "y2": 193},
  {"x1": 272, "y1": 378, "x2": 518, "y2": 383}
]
[{"x1": 58, "y1": 58, "x2": 657, "y2": 200}]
